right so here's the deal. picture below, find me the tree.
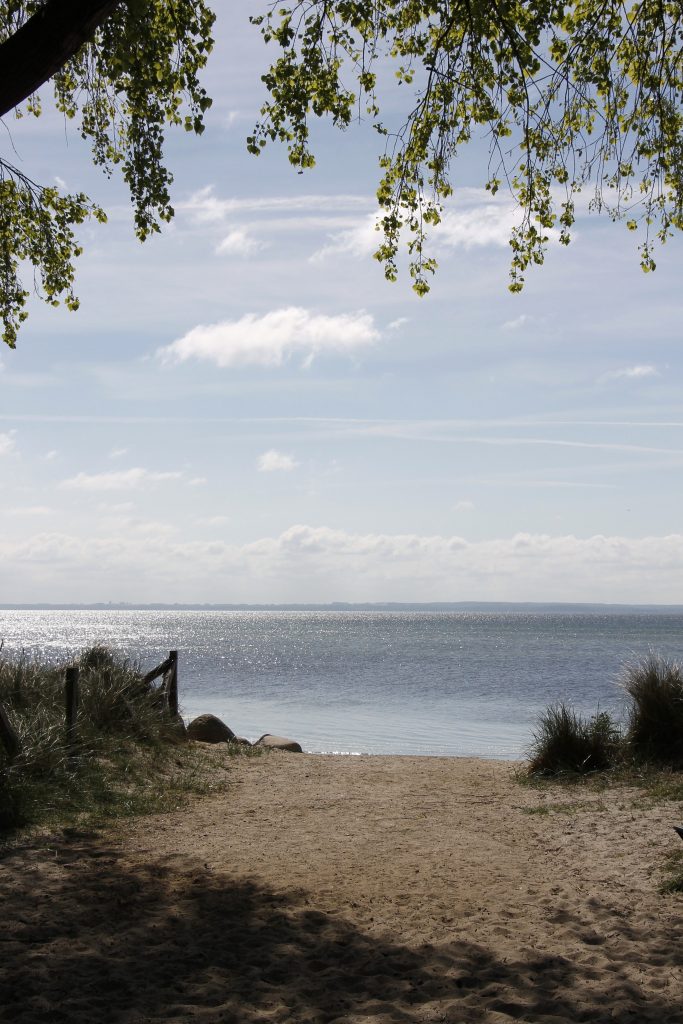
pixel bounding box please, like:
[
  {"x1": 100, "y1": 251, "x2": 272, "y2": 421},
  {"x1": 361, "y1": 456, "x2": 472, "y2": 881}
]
[
  {"x1": 249, "y1": 0, "x2": 683, "y2": 294},
  {"x1": 2, "y1": 1, "x2": 682, "y2": 348},
  {"x1": 0, "y1": 0, "x2": 214, "y2": 347}
]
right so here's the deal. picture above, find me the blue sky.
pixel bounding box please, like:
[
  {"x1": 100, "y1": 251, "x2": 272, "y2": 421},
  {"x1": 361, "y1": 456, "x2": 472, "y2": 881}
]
[{"x1": 1, "y1": 3, "x2": 682, "y2": 604}]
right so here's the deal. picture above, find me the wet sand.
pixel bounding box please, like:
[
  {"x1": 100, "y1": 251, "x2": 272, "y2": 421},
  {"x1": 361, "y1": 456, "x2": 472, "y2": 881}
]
[{"x1": 1, "y1": 751, "x2": 682, "y2": 1023}]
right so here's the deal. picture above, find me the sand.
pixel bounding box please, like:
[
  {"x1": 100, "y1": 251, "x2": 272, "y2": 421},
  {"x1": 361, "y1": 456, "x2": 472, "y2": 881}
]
[{"x1": 1, "y1": 751, "x2": 682, "y2": 1023}]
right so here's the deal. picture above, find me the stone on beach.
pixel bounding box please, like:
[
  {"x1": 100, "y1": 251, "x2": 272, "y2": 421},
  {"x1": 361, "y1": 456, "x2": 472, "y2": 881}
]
[
  {"x1": 187, "y1": 714, "x2": 235, "y2": 744},
  {"x1": 255, "y1": 733, "x2": 303, "y2": 752}
]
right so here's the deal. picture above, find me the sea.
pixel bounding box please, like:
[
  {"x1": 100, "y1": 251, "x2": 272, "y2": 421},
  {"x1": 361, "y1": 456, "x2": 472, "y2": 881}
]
[{"x1": 1, "y1": 605, "x2": 682, "y2": 760}]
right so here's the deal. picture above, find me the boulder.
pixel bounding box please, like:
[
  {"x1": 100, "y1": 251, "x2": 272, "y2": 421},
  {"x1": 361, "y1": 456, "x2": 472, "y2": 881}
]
[
  {"x1": 187, "y1": 714, "x2": 235, "y2": 744},
  {"x1": 233, "y1": 736, "x2": 252, "y2": 746},
  {"x1": 255, "y1": 733, "x2": 303, "y2": 753}
]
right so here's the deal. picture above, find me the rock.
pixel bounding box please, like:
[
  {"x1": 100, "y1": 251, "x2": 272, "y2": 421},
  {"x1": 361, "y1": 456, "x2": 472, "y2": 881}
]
[
  {"x1": 187, "y1": 714, "x2": 235, "y2": 744},
  {"x1": 233, "y1": 736, "x2": 252, "y2": 746},
  {"x1": 254, "y1": 733, "x2": 303, "y2": 753}
]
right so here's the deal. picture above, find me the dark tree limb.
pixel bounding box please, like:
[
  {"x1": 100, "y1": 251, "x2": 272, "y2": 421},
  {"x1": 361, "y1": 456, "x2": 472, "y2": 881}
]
[{"x1": 0, "y1": 0, "x2": 125, "y2": 118}]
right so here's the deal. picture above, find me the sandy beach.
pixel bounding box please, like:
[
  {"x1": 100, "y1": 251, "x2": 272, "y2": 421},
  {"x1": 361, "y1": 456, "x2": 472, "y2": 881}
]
[{"x1": 1, "y1": 751, "x2": 682, "y2": 1023}]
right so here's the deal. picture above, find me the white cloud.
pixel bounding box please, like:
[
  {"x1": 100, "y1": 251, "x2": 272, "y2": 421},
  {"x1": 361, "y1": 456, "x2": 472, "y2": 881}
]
[
  {"x1": 454, "y1": 500, "x2": 475, "y2": 512},
  {"x1": 61, "y1": 467, "x2": 183, "y2": 491},
  {"x1": 1, "y1": 525, "x2": 683, "y2": 604},
  {"x1": 195, "y1": 515, "x2": 230, "y2": 527},
  {"x1": 215, "y1": 228, "x2": 266, "y2": 257},
  {"x1": 501, "y1": 314, "x2": 535, "y2": 331},
  {"x1": 310, "y1": 191, "x2": 556, "y2": 263},
  {"x1": 257, "y1": 449, "x2": 299, "y2": 472},
  {"x1": 158, "y1": 307, "x2": 381, "y2": 369},
  {"x1": 109, "y1": 447, "x2": 128, "y2": 459},
  {"x1": 387, "y1": 317, "x2": 409, "y2": 332},
  {"x1": 100, "y1": 502, "x2": 135, "y2": 513},
  {"x1": 0, "y1": 431, "x2": 16, "y2": 456},
  {"x1": 180, "y1": 186, "x2": 371, "y2": 224},
  {"x1": 6, "y1": 505, "x2": 52, "y2": 516},
  {"x1": 43, "y1": 450, "x2": 58, "y2": 461},
  {"x1": 609, "y1": 365, "x2": 660, "y2": 380},
  {"x1": 437, "y1": 203, "x2": 520, "y2": 249},
  {"x1": 188, "y1": 476, "x2": 207, "y2": 486},
  {"x1": 311, "y1": 213, "x2": 381, "y2": 262}
]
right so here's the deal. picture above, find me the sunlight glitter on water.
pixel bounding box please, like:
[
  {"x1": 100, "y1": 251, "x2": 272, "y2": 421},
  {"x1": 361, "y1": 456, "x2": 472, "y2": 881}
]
[{"x1": 1, "y1": 607, "x2": 681, "y2": 758}]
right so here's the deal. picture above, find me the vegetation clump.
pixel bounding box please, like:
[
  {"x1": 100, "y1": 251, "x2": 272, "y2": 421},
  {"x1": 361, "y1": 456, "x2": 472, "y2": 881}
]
[
  {"x1": 526, "y1": 653, "x2": 683, "y2": 778},
  {"x1": 0, "y1": 646, "x2": 254, "y2": 835},
  {"x1": 527, "y1": 705, "x2": 621, "y2": 777},
  {"x1": 621, "y1": 653, "x2": 683, "y2": 769}
]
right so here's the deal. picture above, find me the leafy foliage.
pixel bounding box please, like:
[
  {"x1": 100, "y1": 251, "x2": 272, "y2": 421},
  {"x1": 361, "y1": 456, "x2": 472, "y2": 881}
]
[
  {"x1": 251, "y1": 0, "x2": 683, "y2": 293},
  {"x1": 0, "y1": 0, "x2": 215, "y2": 347}
]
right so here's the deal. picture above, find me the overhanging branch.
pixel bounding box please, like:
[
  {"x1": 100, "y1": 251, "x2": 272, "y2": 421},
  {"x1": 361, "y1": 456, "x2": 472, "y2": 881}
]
[{"x1": 0, "y1": 0, "x2": 125, "y2": 118}]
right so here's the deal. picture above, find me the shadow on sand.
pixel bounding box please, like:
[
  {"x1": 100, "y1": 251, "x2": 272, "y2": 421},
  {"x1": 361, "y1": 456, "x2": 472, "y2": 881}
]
[{"x1": 1, "y1": 829, "x2": 681, "y2": 1024}]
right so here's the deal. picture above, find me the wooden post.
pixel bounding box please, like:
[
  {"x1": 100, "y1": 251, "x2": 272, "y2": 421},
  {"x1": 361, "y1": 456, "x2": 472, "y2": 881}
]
[
  {"x1": 65, "y1": 665, "x2": 79, "y2": 753},
  {"x1": 0, "y1": 701, "x2": 21, "y2": 761},
  {"x1": 166, "y1": 650, "x2": 178, "y2": 717}
]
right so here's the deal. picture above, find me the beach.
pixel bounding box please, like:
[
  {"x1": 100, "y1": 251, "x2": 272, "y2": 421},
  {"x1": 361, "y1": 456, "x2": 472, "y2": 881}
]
[{"x1": 1, "y1": 751, "x2": 682, "y2": 1023}]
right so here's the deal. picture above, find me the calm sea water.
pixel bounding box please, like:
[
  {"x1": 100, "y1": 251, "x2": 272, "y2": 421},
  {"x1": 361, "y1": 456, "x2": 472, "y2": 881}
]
[{"x1": 1, "y1": 608, "x2": 682, "y2": 759}]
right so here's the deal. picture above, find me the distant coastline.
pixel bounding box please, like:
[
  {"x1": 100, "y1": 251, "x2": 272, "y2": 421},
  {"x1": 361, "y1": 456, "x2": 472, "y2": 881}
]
[{"x1": 2, "y1": 601, "x2": 683, "y2": 614}]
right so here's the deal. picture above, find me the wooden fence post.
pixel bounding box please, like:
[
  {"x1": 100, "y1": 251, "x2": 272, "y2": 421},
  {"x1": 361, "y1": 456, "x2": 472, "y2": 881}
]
[
  {"x1": 0, "y1": 701, "x2": 21, "y2": 762},
  {"x1": 166, "y1": 650, "x2": 178, "y2": 717},
  {"x1": 65, "y1": 665, "x2": 79, "y2": 753}
]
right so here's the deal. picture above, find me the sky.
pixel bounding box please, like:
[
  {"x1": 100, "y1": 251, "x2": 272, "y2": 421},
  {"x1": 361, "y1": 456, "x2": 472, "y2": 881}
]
[{"x1": 1, "y1": 3, "x2": 682, "y2": 605}]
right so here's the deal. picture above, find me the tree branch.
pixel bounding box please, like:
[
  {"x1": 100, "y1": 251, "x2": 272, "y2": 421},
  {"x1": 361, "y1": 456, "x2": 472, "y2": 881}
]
[{"x1": 0, "y1": 0, "x2": 125, "y2": 119}]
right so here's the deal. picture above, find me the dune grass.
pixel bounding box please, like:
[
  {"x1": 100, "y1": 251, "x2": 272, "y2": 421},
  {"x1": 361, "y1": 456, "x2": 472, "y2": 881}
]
[
  {"x1": 526, "y1": 652, "x2": 683, "y2": 779},
  {"x1": 622, "y1": 653, "x2": 683, "y2": 768},
  {"x1": 526, "y1": 705, "x2": 622, "y2": 776},
  {"x1": 0, "y1": 645, "x2": 258, "y2": 836}
]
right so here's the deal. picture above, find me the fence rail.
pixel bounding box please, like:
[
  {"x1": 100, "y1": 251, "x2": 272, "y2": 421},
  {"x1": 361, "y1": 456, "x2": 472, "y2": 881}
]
[
  {"x1": 143, "y1": 649, "x2": 178, "y2": 717},
  {"x1": 0, "y1": 650, "x2": 180, "y2": 764}
]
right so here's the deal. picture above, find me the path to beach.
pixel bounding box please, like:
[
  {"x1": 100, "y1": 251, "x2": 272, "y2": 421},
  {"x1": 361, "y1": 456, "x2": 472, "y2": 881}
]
[{"x1": 2, "y1": 752, "x2": 682, "y2": 1023}]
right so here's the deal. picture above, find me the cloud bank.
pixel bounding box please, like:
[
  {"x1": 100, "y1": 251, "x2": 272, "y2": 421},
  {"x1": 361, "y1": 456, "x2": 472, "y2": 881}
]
[{"x1": 1, "y1": 525, "x2": 681, "y2": 604}]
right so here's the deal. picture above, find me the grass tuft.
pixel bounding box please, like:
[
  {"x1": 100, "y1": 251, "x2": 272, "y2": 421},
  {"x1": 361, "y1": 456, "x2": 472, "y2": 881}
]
[
  {"x1": 659, "y1": 849, "x2": 683, "y2": 894},
  {"x1": 526, "y1": 704, "x2": 621, "y2": 777},
  {"x1": 621, "y1": 652, "x2": 683, "y2": 767}
]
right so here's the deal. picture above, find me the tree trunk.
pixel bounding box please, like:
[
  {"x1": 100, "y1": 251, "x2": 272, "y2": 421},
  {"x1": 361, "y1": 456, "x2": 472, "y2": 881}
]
[{"x1": 0, "y1": 0, "x2": 125, "y2": 119}]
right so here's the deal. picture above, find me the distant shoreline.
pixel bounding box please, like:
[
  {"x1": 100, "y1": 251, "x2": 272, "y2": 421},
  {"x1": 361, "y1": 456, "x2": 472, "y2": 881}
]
[{"x1": 2, "y1": 601, "x2": 683, "y2": 614}]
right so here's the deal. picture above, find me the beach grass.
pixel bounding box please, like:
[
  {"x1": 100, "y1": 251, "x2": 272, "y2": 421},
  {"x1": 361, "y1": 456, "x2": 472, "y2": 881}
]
[
  {"x1": 525, "y1": 653, "x2": 683, "y2": 779},
  {"x1": 526, "y1": 703, "x2": 622, "y2": 776},
  {"x1": 0, "y1": 645, "x2": 259, "y2": 836},
  {"x1": 621, "y1": 652, "x2": 683, "y2": 768}
]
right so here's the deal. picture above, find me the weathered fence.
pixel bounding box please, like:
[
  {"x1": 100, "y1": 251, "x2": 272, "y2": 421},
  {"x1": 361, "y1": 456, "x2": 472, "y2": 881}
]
[
  {"x1": 0, "y1": 650, "x2": 180, "y2": 764},
  {"x1": 143, "y1": 649, "x2": 179, "y2": 717}
]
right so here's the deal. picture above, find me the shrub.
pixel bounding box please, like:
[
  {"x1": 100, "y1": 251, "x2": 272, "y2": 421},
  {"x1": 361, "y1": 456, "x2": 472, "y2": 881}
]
[
  {"x1": 622, "y1": 653, "x2": 683, "y2": 767},
  {"x1": 527, "y1": 703, "x2": 622, "y2": 776}
]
